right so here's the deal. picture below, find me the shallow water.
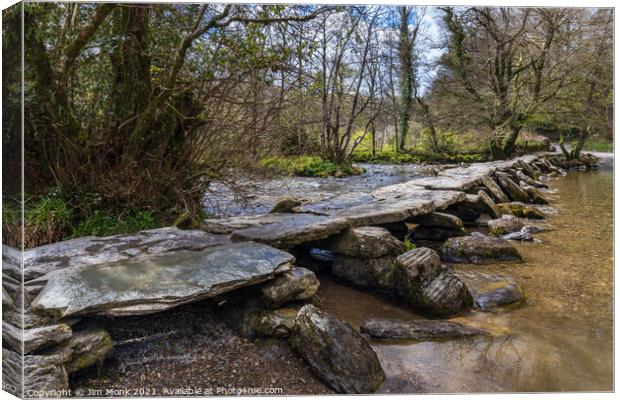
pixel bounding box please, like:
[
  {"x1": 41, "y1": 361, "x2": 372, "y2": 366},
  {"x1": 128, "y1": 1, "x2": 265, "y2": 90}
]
[{"x1": 318, "y1": 160, "x2": 613, "y2": 393}]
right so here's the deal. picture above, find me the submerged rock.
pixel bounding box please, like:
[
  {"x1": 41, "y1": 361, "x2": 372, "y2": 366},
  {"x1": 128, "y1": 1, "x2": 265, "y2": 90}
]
[
  {"x1": 487, "y1": 215, "x2": 524, "y2": 236},
  {"x1": 331, "y1": 255, "x2": 398, "y2": 293},
  {"x1": 360, "y1": 318, "x2": 488, "y2": 340},
  {"x1": 324, "y1": 226, "x2": 404, "y2": 258},
  {"x1": 455, "y1": 270, "x2": 525, "y2": 311},
  {"x1": 32, "y1": 242, "x2": 294, "y2": 318},
  {"x1": 440, "y1": 235, "x2": 522, "y2": 264},
  {"x1": 291, "y1": 305, "x2": 385, "y2": 394},
  {"x1": 260, "y1": 267, "x2": 320, "y2": 307},
  {"x1": 396, "y1": 248, "x2": 472, "y2": 316},
  {"x1": 495, "y1": 172, "x2": 530, "y2": 203}
]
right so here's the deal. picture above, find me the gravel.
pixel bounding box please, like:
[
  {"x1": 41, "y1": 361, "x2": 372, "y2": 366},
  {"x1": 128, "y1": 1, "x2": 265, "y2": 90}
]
[{"x1": 70, "y1": 301, "x2": 333, "y2": 396}]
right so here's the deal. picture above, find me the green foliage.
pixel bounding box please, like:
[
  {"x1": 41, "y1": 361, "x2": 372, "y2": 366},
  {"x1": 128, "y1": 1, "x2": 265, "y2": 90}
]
[
  {"x1": 260, "y1": 156, "x2": 364, "y2": 177},
  {"x1": 352, "y1": 149, "x2": 489, "y2": 164},
  {"x1": 403, "y1": 237, "x2": 417, "y2": 252},
  {"x1": 71, "y1": 210, "x2": 158, "y2": 238},
  {"x1": 579, "y1": 138, "x2": 613, "y2": 153},
  {"x1": 24, "y1": 190, "x2": 72, "y2": 231}
]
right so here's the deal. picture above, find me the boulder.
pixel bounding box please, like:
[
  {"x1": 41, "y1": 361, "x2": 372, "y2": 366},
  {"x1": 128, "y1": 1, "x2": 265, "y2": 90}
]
[
  {"x1": 360, "y1": 318, "x2": 488, "y2": 341},
  {"x1": 495, "y1": 172, "x2": 530, "y2": 203},
  {"x1": 481, "y1": 175, "x2": 510, "y2": 204},
  {"x1": 324, "y1": 227, "x2": 404, "y2": 258},
  {"x1": 409, "y1": 226, "x2": 465, "y2": 241},
  {"x1": 31, "y1": 242, "x2": 294, "y2": 318},
  {"x1": 496, "y1": 202, "x2": 547, "y2": 219},
  {"x1": 487, "y1": 215, "x2": 524, "y2": 236},
  {"x1": 396, "y1": 248, "x2": 472, "y2": 316},
  {"x1": 440, "y1": 235, "x2": 522, "y2": 264},
  {"x1": 332, "y1": 255, "x2": 398, "y2": 293},
  {"x1": 270, "y1": 197, "x2": 302, "y2": 213},
  {"x1": 260, "y1": 267, "x2": 320, "y2": 307},
  {"x1": 409, "y1": 212, "x2": 464, "y2": 230},
  {"x1": 291, "y1": 305, "x2": 385, "y2": 393},
  {"x1": 3, "y1": 321, "x2": 73, "y2": 354},
  {"x1": 455, "y1": 270, "x2": 525, "y2": 311}
]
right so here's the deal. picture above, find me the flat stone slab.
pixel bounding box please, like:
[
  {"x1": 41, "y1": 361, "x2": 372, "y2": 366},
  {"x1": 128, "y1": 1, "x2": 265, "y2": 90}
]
[
  {"x1": 31, "y1": 242, "x2": 294, "y2": 318},
  {"x1": 334, "y1": 190, "x2": 466, "y2": 227},
  {"x1": 297, "y1": 192, "x2": 375, "y2": 215},
  {"x1": 23, "y1": 228, "x2": 232, "y2": 281},
  {"x1": 360, "y1": 318, "x2": 488, "y2": 340},
  {"x1": 228, "y1": 214, "x2": 351, "y2": 249}
]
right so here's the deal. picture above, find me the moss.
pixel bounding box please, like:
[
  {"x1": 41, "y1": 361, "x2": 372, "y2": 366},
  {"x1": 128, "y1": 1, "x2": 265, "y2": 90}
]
[
  {"x1": 403, "y1": 237, "x2": 417, "y2": 252},
  {"x1": 260, "y1": 156, "x2": 364, "y2": 177}
]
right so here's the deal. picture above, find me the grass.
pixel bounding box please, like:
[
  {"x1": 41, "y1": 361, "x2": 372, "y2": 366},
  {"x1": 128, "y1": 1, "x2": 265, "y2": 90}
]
[
  {"x1": 579, "y1": 138, "x2": 613, "y2": 153},
  {"x1": 260, "y1": 155, "x2": 364, "y2": 177},
  {"x1": 2, "y1": 189, "x2": 171, "y2": 248}
]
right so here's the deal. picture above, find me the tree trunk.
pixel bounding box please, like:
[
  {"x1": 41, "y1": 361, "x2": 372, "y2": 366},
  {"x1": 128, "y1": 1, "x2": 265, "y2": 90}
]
[
  {"x1": 397, "y1": 6, "x2": 413, "y2": 152},
  {"x1": 109, "y1": 5, "x2": 152, "y2": 152}
]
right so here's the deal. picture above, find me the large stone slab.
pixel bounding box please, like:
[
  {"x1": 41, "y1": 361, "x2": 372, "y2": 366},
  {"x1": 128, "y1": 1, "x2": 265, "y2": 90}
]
[
  {"x1": 409, "y1": 212, "x2": 464, "y2": 230},
  {"x1": 22, "y1": 228, "x2": 232, "y2": 281},
  {"x1": 495, "y1": 172, "x2": 530, "y2": 203},
  {"x1": 31, "y1": 242, "x2": 294, "y2": 318},
  {"x1": 360, "y1": 318, "x2": 488, "y2": 340},
  {"x1": 481, "y1": 175, "x2": 510, "y2": 203},
  {"x1": 228, "y1": 214, "x2": 351, "y2": 249},
  {"x1": 335, "y1": 189, "x2": 466, "y2": 227},
  {"x1": 291, "y1": 304, "x2": 385, "y2": 393}
]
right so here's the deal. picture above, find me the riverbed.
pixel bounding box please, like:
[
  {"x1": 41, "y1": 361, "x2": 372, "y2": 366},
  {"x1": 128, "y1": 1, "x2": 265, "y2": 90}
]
[{"x1": 317, "y1": 155, "x2": 613, "y2": 393}]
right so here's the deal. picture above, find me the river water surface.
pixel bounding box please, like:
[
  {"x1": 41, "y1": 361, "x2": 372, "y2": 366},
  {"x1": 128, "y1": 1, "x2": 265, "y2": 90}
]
[{"x1": 318, "y1": 157, "x2": 613, "y2": 393}]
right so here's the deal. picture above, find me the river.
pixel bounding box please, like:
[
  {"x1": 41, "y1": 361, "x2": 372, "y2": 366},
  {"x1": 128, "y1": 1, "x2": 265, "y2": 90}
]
[{"x1": 317, "y1": 155, "x2": 613, "y2": 393}]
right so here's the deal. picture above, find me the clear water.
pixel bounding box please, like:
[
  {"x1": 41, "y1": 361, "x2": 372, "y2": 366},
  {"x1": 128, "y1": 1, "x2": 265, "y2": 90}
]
[{"x1": 318, "y1": 163, "x2": 613, "y2": 393}]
